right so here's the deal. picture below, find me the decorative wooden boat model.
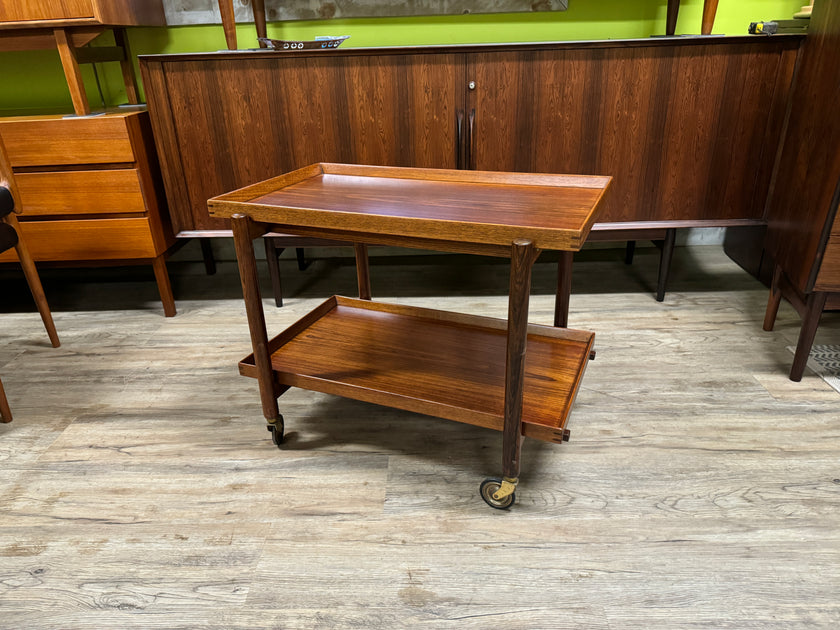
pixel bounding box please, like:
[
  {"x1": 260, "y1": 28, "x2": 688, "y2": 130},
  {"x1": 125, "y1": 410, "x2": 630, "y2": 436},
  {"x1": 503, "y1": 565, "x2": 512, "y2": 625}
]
[{"x1": 257, "y1": 35, "x2": 350, "y2": 51}]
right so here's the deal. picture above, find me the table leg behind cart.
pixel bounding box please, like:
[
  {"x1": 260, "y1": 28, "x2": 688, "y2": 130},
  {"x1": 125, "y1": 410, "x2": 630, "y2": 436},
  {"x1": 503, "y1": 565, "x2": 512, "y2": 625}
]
[
  {"x1": 232, "y1": 214, "x2": 285, "y2": 443},
  {"x1": 355, "y1": 243, "x2": 372, "y2": 300},
  {"x1": 481, "y1": 238, "x2": 540, "y2": 509}
]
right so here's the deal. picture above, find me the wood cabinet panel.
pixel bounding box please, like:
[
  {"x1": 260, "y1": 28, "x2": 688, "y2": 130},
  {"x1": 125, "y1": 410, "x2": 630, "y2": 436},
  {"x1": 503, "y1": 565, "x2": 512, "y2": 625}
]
[
  {"x1": 92, "y1": 0, "x2": 165, "y2": 25},
  {"x1": 15, "y1": 169, "x2": 147, "y2": 216},
  {"x1": 0, "y1": 1, "x2": 94, "y2": 23},
  {"x1": 157, "y1": 53, "x2": 462, "y2": 232},
  {"x1": 141, "y1": 38, "x2": 798, "y2": 235},
  {"x1": 765, "y1": 0, "x2": 840, "y2": 293},
  {"x1": 0, "y1": 217, "x2": 158, "y2": 262},
  {"x1": 0, "y1": 116, "x2": 135, "y2": 167},
  {"x1": 468, "y1": 43, "x2": 792, "y2": 223},
  {"x1": 0, "y1": 0, "x2": 164, "y2": 26}
]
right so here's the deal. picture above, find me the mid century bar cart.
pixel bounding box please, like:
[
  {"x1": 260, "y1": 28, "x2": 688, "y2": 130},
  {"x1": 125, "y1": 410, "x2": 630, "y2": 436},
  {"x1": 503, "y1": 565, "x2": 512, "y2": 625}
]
[{"x1": 209, "y1": 163, "x2": 610, "y2": 508}]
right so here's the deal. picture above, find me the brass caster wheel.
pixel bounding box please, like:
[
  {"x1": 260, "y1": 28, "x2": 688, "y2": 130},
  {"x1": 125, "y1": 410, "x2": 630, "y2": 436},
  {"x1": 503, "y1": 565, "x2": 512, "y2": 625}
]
[
  {"x1": 480, "y1": 477, "x2": 516, "y2": 510},
  {"x1": 266, "y1": 416, "x2": 285, "y2": 448}
]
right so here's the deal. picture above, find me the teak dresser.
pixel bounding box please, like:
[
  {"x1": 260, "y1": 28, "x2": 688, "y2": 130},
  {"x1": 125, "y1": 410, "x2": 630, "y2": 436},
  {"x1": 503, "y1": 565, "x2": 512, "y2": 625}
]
[
  {"x1": 209, "y1": 163, "x2": 611, "y2": 509},
  {"x1": 0, "y1": 1, "x2": 176, "y2": 315}
]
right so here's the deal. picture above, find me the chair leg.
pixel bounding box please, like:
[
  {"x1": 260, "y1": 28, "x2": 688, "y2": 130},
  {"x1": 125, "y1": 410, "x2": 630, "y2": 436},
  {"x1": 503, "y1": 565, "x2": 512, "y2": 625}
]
[
  {"x1": 152, "y1": 254, "x2": 176, "y2": 317},
  {"x1": 656, "y1": 228, "x2": 677, "y2": 302},
  {"x1": 264, "y1": 237, "x2": 284, "y2": 307},
  {"x1": 789, "y1": 291, "x2": 828, "y2": 382},
  {"x1": 0, "y1": 377, "x2": 11, "y2": 423},
  {"x1": 6, "y1": 214, "x2": 60, "y2": 347}
]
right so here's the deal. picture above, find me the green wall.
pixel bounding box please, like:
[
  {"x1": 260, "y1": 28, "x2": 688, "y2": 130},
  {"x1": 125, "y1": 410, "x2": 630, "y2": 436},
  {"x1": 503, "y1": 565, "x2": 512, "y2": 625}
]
[{"x1": 0, "y1": 0, "x2": 803, "y2": 114}]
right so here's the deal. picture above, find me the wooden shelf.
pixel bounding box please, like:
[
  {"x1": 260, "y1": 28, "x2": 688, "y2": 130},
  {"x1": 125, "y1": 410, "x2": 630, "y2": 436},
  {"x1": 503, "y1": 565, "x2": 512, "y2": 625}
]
[
  {"x1": 210, "y1": 162, "x2": 610, "y2": 256},
  {"x1": 240, "y1": 296, "x2": 595, "y2": 444}
]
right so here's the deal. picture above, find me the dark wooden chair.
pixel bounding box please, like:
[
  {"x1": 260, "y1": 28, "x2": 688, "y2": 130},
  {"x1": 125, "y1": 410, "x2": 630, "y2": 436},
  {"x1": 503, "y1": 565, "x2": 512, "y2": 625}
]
[{"x1": 1, "y1": 135, "x2": 61, "y2": 423}]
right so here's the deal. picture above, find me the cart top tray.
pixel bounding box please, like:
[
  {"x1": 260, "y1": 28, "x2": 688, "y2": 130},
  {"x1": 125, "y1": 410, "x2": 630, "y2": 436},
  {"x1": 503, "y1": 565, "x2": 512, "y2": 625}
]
[
  {"x1": 240, "y1": 296, "x2": 595, "y2": 444},
  {"x1": 209, "y1": 163, "x2": 611, "y2": 254}
]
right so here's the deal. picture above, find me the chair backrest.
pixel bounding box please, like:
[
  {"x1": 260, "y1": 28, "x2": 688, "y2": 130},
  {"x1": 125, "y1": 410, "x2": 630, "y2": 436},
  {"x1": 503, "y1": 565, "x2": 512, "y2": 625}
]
[
  {"x1": 0, "y1": 185, "x2": 13, "y2": 218},
  {"x1": 0, "y1": 134, "x2": 22, "y2": 215},
  {"x1": 0, "y1": 135, "x2": 21, "y2": 249}
]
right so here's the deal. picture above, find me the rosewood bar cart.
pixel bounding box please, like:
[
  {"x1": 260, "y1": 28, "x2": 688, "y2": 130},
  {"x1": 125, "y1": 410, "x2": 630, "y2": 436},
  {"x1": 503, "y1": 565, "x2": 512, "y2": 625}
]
[{"x1": 209, "y1": 163, "x2": 610, "y2": 508}]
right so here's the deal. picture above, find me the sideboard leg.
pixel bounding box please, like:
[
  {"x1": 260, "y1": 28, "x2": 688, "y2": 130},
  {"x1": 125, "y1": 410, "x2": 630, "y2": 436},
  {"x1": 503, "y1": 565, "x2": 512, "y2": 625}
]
[
  {"x1": 355, "y1": 243, "x2": 372, "y2": 300},
  {"x1": 656, "y1": 228, "x2": 676, "y2": 302},
  {"x1": 625, "y1": 240, "x2": 636, "y2": 265},
  {"x1": 554, "y1": 250, "x2": 573, "y2": 327},
  {"x1": 199, "y1": 238, "x2": 216, "y2": 276},
  {"x1": 152, "y1": 254, "x2": 176, "y2": 317},
  {"x1": 232, "y1": 214, "x2": 280, "y2": 421},
  {"x1": 263, "y1": 237, "x2": 284, "y2": 307},
  {"x1": 789, "y1": 291, "x2": 827, "y2": 382},
  {"x1": 763, "y1": 265, "x2": 784, "y2": 332}
]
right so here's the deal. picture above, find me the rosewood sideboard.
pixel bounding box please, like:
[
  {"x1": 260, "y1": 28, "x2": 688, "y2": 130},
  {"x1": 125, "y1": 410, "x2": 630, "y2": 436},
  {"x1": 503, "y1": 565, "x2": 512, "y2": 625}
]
[{"x1": 140, "y1": 34, "x2": 801, "y2": 320}]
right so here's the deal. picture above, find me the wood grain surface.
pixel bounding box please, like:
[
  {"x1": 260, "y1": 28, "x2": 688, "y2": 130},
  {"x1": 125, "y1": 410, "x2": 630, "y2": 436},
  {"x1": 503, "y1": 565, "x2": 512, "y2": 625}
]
[
  {"x1": 147, "y1": 52, "x2": 463, "y2": 233},
  {"x1": 1, "y1": 246, "x2": 838, "y2": 628},
  {"x1": 0, "y1": 0, "x2": 165, "y2": 26},
  {"x1": 140, "y1": 37, "x2": 797, "y2": 234},
  {"x1": 764, "y1": 0, "x2": 840, "y2": 294},
  {"x1": 14, "y1": 169, "x2": 147, "y2": 216},
  {"x1": 259, "y1": 296, "x2": 592, "y2": 436},
  {"x1": 0, "y1": 114, "x2": 135, "y2": 167},
  {"x1": 210, "y1": 164, "x2": 609, "y2": 253},
  {"x1": 0, "y1": 217, "x2": 157, "y2": 262}
]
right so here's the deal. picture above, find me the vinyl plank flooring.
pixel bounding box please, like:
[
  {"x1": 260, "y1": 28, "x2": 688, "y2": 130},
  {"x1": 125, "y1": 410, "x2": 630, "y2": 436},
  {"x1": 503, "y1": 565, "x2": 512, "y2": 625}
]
[{"x1": 0, "y1": 246, "x2": 839, "y2": 628}]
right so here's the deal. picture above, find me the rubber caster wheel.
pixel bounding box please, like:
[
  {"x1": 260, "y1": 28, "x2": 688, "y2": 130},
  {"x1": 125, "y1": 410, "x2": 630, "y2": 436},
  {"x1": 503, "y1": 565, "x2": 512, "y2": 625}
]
[
  {"x1": 266, "y1": 416, "x2": 285, "y2": 448},
  {"x1": 480, "y1": 477, "x2": 515, "y2": 510}
]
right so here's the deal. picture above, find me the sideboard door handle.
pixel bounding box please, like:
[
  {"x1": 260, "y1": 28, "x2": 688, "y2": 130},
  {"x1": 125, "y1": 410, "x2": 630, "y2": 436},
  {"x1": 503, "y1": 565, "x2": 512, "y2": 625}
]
[
  {"x1": 467, "y1": 108, "x2": 476, "y2": 170},
  {"x1": 456, "y1": 109, "x2": 465, "y2": 170}
]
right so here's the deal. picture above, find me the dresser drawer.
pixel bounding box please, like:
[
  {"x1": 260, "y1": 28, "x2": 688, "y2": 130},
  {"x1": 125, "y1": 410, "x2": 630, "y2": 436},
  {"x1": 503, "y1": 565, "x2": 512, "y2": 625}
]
[
  {"x1": 0, "y1": 116, "x2": 135, "y2": 167},
  {"x1": 0, "y1": 1, "x2": 94, "y2": 23},
  {"x1": 15, "y1": 169, "x2": 147, "y2": 216},
  {"x1": 0, "y1": 218, "x2": 158, "y2": 262},
  {"x1": 815, "y1": 235, "x2": 840, "y2": 291}
]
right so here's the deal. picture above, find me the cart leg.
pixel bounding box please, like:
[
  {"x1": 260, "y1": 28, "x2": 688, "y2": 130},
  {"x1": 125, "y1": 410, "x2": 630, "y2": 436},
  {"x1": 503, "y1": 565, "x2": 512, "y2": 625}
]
[
  {"x1": 232, "y1": 214, "x2": 284, "y2": 440},
  {"x1": 481, "y1": 239, "x2": 540, "y2": 509},
  {"x1": 355, "y1": 243, "x2": 372, "y2": 300}
]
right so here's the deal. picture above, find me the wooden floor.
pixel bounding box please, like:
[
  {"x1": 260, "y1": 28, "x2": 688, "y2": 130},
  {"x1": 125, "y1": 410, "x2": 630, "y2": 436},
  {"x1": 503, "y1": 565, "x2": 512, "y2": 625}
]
[{"x1": 1, "y1": 245, "x2": 839, "y2": 629}]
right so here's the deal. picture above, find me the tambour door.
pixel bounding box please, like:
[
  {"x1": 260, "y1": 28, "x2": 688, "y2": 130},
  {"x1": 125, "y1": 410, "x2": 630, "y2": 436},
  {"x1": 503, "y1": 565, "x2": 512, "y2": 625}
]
[
  {"x1": 158, "y1": 52, "x2": 464, "y2": 232},
  {"x1": 466, "y1": 42, "x2": 793, "y2": 224}
]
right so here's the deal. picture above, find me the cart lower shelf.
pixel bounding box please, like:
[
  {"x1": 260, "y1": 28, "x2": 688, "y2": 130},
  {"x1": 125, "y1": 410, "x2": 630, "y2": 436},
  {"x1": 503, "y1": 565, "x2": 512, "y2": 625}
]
[{"x1": 240, "y1": 296, "x2": 594, "y2": 444}]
